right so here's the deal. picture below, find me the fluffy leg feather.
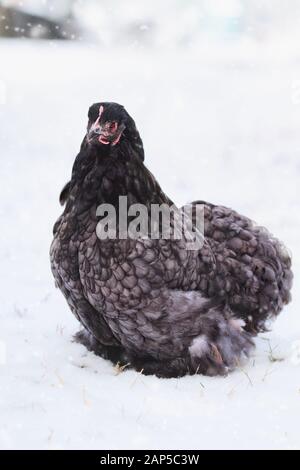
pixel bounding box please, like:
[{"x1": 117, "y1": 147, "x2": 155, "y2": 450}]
[{"x1": 127, "y1": 309, "x2": 254, "y2": 378}]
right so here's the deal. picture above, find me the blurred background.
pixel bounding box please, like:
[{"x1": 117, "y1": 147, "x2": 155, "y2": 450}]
[
  {"x1": 0, "y1": 0, "x2": 300, "y2": 450},
  {"x1": 1, "y1": 0, "x2": 300, "y2": 44}
]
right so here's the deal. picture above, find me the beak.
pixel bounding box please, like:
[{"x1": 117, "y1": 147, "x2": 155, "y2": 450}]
[
  {"x1": 90, "y1": 125, "x2": 102, "y2": 137},
  {"x1": 88, "y1": 121, "x2": 106, "y2": 142},
  {"x1": 87, "y1": 122, "x2": 126, "y2": 146},
  {"x1": 88, "y1": 124, "x2": 111, "y2": 145}
]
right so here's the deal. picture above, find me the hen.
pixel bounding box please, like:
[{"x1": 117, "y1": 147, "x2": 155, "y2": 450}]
[{"x1": 50, "y1": 102, "x2": 293, "y2": 378}]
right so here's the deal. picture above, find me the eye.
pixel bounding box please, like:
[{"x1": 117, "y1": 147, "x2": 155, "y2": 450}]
[{"x1": 107, "y1": 121, "x2": 118, "y2": 132}]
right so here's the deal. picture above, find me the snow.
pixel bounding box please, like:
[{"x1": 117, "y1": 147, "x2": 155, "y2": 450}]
[{"x1": 0, "y1": 38, "x2": 299, "y2": 450}]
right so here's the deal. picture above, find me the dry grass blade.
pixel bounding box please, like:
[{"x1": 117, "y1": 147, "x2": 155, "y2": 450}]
[{"x1": 114, "y1": 362, "x2": 130, "y2": 375}]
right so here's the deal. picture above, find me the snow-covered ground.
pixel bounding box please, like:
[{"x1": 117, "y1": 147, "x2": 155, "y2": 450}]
[{"x1": 0, "y1": 39, "x2": 299, "y2": 450}]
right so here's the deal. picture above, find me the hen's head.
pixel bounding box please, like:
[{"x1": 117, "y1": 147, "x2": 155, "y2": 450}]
[{"x1": 85, "y1": 102, "x2": 144, "y2": 161}]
